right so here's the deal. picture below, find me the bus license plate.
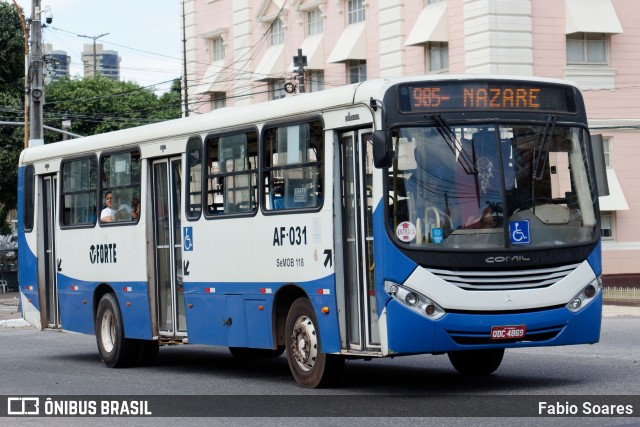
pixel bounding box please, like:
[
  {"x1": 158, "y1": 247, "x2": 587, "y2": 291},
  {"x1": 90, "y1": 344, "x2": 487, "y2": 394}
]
[{"x1": 490, "y1": 325, "x2": 526, "y2": 340}]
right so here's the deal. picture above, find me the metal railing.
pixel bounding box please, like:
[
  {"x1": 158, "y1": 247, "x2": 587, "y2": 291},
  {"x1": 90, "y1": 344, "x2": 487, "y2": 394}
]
[{"x1": 603, "y1": 286, "x2": 640, "y2": 302}]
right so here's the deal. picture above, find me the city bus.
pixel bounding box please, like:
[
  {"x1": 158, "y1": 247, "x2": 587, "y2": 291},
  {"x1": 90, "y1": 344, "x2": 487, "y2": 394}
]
[{"x1": 17, "y1": 76, "x2": 609, "y2": 388}]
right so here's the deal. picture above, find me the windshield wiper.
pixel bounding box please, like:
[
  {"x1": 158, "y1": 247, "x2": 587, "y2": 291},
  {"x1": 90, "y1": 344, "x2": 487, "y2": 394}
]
[
  {"x1": 432, "y1": 114, "x2": 480, "y2": 208},
  {"x1": 530, "y1": 114, "x2": 557, "y2": 213},
  {"x1": 532, "y1": 114, "x2": 557, "y2": 181},
  {"x1": 431, "y1": 114, "x2": 476, "y2": 175}
]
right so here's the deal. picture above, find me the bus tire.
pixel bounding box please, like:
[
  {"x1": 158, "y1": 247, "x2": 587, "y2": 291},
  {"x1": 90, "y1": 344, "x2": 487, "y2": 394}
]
[
  {"x1": 447, "y1": 348, "x2": 505, "y2": 376},
  {"x1": 95, "y1": 293, "x2": 139, "y2": 368},
  {"x1": 285, "y1": 297, "x2": 344, "y2": 388},
  {"x1": 229, "y1": 347, "x2": 285, "y2": 359}
]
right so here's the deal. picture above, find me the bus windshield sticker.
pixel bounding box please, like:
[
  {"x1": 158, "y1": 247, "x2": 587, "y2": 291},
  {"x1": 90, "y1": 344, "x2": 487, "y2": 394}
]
[
  {"x1": 509, "y1": 220, "x2": 531, "y2": 245},
  {"x1": 431, "y1": 227, "x2": 444, "y2": 244},
  {"x1": 396, "y1": 221, "x2": 416, "y2": 243}
]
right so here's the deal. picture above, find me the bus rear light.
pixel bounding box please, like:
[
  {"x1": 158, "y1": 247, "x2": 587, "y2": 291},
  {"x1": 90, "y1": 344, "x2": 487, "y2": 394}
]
[
  {"x1": 566, "y1": 277, "x2": 601, "y2": 313},
  {"x1": 122, "y1": 287, "x2": 132, "y2": 292},
  {"x1": 260, "y1": 288, "x2": 272, "y2": 294},
  {"x1": 205, "y1": 288, "x2": 215, "y2": 293},
  {"x1": 384, "y1": 281, "x2": 445, "y2": 320},
  {"x1": 317, "y1": 288, "x2": 331, "y2": 295},
  {"x1": 70, "y1": 286, "x2": 79, "y2": 291}
]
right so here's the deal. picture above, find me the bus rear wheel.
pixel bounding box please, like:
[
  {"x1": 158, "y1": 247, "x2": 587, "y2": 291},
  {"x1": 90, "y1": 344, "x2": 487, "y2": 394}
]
[
  {"x1": 95, "y1": 292, "x2": 140, "y2": 368},
  {"x1": 284, "y1": 298, "x2": 343, "y2": 388},
  {"x1": 447, "y1": 348, "x2": 505, "y2": 376}
]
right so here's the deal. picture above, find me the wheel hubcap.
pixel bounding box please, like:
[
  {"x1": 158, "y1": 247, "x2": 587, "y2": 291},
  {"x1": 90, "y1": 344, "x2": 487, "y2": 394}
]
[
  {"x1": 100, "y1": 310, "x2": 115, "y2": 353},
  {"x1": 290, "y1": 315, "x2": 318, "y2": 372}
]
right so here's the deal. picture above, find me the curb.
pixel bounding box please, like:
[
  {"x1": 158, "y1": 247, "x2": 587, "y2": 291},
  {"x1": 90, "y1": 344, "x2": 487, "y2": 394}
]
[{"x1": 0, "y1": 318, "x2": 32, "y2": 328}]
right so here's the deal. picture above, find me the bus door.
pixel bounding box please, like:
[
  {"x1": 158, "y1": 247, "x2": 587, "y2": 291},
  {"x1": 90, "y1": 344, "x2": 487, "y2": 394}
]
[
  {"x1": 151, "y1": 157, "x2": 186, "y2": 338},
  {"x1": 339, "y1": 130, "x2": 380, "y2": 351},
  {"x1": 41, "y1": 174, "x2": 60, "y2": 328}
]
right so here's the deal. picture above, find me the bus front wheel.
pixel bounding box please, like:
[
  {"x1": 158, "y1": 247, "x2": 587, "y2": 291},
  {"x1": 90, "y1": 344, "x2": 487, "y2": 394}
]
[
  {"x1": 285, "y1": 298, "x2": 343, "y2": 388},
  {"x1": 95, "y1": 293, "x2": 140, "y2": 368},
  {"x1": 447, "y1": 348, "x2": 505, "y2": 376}
]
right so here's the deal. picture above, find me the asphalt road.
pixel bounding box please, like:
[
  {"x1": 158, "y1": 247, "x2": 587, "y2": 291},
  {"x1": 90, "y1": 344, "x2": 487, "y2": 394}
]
[{"x1": 1, "y1": 291, "x2": 638, "y2": 426}]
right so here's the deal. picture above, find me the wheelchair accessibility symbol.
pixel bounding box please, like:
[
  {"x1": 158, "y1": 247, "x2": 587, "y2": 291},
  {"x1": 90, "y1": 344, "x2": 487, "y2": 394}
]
[
  {"x1": 183, "y1": 227, "x2": 193, "y2": 251},
  {"x1": 509, "y1": 220, "x2": 530, "y2": 245}
]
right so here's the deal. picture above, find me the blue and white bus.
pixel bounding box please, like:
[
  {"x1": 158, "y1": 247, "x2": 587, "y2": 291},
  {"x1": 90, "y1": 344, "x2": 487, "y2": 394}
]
[{"x1": 17, "y1": 76, "x2": 608, "y2": 388}]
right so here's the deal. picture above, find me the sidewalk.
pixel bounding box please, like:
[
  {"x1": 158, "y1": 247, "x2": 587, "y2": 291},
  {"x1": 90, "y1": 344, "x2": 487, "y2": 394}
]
[{"x1": 0, "y1": 290, "x2": 638, "y2": 327}]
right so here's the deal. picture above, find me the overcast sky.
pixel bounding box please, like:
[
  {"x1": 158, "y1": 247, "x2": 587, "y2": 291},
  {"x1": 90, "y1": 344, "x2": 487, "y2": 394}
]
[{"x1": 12, "y1": 0, "x2": 183, "y2": 92}]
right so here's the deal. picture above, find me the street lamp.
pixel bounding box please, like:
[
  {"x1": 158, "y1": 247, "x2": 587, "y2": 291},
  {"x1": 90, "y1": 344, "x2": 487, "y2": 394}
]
[{"x1": 78, "y1": 32, "x2": 109, "y2": 77}]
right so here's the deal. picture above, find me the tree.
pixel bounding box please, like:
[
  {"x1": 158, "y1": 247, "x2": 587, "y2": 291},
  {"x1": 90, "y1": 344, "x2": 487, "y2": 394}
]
[
  {"x1": 44, "y1": 75, "x2": 182, "y2": 141},
  {"x1": 0, "y1": 3, "x2": 26, "y2": 235}
]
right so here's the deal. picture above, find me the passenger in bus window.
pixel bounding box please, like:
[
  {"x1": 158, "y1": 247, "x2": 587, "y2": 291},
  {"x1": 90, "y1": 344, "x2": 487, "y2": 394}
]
[
  {"x1": 100, "y1": 192, "x2": 114, "y2": 222},
  {"x1": 131, "y1": 197, "x2": 140, "y2": 220}
]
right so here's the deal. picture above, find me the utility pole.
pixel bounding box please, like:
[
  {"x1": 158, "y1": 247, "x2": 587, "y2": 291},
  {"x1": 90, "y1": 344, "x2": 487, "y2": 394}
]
[
  {"x1": 78, "y1": 33, "x2": 109, "y2": 77},
  {"x1": 29, "y1": 0, "x2": 45, "y2": 147},
  {"x1": 293, "y1": 49, "x2": 307, "y2": 93},
  {"x1": 181, "y1": 0, "x2": 190, "y2": 117}
]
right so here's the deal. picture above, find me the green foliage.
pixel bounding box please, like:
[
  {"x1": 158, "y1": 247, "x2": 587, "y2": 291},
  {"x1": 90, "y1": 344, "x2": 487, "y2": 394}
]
[
  {"x1": 0, "y1": 3, "x2": 26, "y2": 233},
  {"x1": 44, "y1": 76, "x2": 182, "y2": 141},
  {"x1": 0, "y1": 2, "x2": 26, "y2": 95}
]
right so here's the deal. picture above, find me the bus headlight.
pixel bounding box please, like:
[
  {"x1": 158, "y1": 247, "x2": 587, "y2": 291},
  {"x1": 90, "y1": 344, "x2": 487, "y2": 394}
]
[
  {"x1": 566, "y1": 277, "x2": 602, "y2": 313},
  {"x1": 384, "y1": 281, "x2": 445, "y2": 320}
]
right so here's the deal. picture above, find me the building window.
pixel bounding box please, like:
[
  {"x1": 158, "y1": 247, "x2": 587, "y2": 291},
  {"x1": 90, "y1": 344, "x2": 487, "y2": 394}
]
[
  {"x1": 269, "y1": 80, "x2": 286, "y2": 100},
  {"x1": 307, "y1": 9, "x2": 323, "y2": 35},
  {"x1": 566, "y1": 33, "x2": 608, "y2": 65},
  {"x1": 100, "y1": 151, "x2": 141, "y2": 224},
  {"x1": 270, "y1": 19, "x2": 284, "y2": 45},
  {"x1": 307, "y1": 70, "x2": 325, "y2": 92},
  {"x1": 61, "y1": 157, "x2": 97, "y2": 226},
  {"x1": 427, "y1": 42, "x2": 449, "y2": 73},
  {"x1": 205, "y1": 131, "x2": 258, "y2": 216},
  {"x1": 600, "y1": 211, "x2": 614, "y2": 240},
  {"x1": 263, "y1": 120, "x2": 324, "y2": 211},
  {"x1": 210, "y1": 92, "x2": 226, "y2": 110},
  {"x1": 347, "y1": 0, "x2": 365, "y2": 24},
  {"x1": 211, "y1": 37, "x2": 225, "y2": 62},
  {"x1": 603, "y1": 137, "x2": 612, "y2": 168},
  {"x1": 348, "y1": 60, "x2": 366, "y2": 83}
]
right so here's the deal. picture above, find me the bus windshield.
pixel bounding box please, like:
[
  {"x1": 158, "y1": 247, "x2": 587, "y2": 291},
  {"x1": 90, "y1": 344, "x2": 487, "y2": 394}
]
[{"x1": 388, "y1": 123, "x2": 597, "y2": 249}]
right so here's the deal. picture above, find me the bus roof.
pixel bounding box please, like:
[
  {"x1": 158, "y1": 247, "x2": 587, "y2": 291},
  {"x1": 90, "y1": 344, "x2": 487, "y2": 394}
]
[{"x1": 19, "y1": 75, "x2": 580, "y2": 165}]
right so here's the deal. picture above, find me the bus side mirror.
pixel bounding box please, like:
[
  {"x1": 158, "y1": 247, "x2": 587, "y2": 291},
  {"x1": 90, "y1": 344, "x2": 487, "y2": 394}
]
[
  {"x1": 591, "y1": 134, "x2": 610, "y2": 197},
  {"x1": 372, "y1": 130, "x2": 392, "y2": 168}
]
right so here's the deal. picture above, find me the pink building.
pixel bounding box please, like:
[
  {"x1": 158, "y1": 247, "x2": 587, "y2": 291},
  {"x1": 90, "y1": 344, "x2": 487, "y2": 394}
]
[{"x1": 183, "y1": 0, "x2": 638, "y2": 283}]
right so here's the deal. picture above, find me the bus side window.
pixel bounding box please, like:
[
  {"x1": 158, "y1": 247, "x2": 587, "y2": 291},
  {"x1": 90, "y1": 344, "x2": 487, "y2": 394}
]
[
  {"x1": 205, "y1": 130, "x2": 258, "y2": 217},
  {"x1": 61, "y1": 157, "x2": 97, "y2": 227},
  {"x1": 186, "y1": 136, "x2": 203, "y2": 220},
  {"x1": 23, "y1": 165, "x2": 35, "y2": 232},
  {"x1": 99, "y1": 151, "x2": 141, "y2": 224},
  {"x1": 263, "y1": 120, "x2": 323, "y2": 212}
]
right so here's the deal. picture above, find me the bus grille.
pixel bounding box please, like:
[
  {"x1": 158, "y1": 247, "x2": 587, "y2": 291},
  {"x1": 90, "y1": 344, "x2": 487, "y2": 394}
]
[{"x1": 426, "y1": 263, "x2": 581, "y2": 291}]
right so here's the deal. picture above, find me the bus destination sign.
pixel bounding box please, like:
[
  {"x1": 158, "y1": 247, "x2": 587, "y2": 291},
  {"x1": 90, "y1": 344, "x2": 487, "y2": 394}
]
[{"x1": 398, "y1": 81, "x2": 577, "y2": 114}]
